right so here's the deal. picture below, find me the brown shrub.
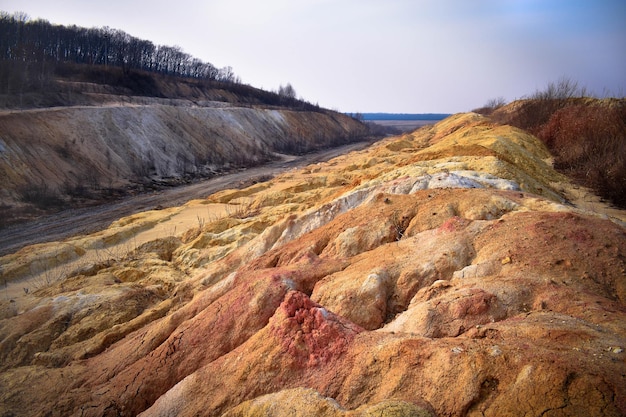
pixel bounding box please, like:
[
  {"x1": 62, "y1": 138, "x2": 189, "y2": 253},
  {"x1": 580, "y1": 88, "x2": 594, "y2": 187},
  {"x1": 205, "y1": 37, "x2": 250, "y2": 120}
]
[
  {"x1": 491, "y1": 96, "x2": 626, "y2": 208},
  {"x1": 537, "y1": 104, "x2": 626, "y2": 207}
]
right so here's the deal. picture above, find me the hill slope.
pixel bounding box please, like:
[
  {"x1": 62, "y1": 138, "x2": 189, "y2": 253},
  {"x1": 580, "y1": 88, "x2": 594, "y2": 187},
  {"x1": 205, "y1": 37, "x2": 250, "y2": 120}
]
[
  {"x1": 1, "y1": 113, "x2": 625, "y2": 416},
  {"x1": 0, "y1": 92, "x2": 368, "y2": 226},
  {"x1": 490, "y1": 97, "x2": 626, "y2": 208}
]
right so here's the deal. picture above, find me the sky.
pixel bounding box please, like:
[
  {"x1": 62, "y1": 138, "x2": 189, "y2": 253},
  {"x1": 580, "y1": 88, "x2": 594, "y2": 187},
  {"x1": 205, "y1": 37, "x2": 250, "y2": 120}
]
[{"x1": 1, "y1": 0, "x2": 625, "y2": 113}]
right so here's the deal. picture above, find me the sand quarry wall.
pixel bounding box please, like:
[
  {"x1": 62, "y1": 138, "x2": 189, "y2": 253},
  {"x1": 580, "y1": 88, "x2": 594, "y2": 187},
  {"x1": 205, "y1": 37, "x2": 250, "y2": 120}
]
[
  {"x1": 0, "y1": 102, "x2": 366, "y2": 203},
  {"x1": 0, "y1": 113, "x2": 625, "y2": 416}
]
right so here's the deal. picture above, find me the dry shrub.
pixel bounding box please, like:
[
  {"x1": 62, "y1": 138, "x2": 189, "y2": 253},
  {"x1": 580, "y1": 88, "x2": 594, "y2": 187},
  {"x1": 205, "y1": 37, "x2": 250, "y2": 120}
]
[
  {"x1": 473, "y1": 97, "x2": 507, "y2": 116},
  {"x1": 18, "y1": 183, "x2": 65, "y2": 209},
  {"x1": 490, "y1": 79, "x2": 626, "y2": 208},
  {"x1": 537, "y1": 105, "x2": 626, "y2": 207}
]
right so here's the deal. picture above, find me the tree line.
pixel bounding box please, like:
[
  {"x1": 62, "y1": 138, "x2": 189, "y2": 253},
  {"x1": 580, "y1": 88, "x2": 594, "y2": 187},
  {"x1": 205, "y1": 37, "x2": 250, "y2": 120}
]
[
  {"x1": 0, "y1": 11, "x2": 330, "y2": 113},
  {"x1": 0, "y1": 11, "x2": 239, "y2": 92}
]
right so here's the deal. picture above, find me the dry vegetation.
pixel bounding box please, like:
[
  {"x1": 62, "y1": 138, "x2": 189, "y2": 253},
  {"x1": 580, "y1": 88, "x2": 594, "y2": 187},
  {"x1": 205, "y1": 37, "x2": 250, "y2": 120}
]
[
  {"x1": 536, "y1": 103, "x2": 626, "y2": 207},
  {"x1": 480, "y1": 79, "x2": 626, "y2": 208}
]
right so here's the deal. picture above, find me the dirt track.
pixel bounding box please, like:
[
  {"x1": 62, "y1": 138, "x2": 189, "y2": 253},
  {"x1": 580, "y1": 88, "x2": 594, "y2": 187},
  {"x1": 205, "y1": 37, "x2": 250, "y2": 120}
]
[{"x1": 0, "y1": 141, "x2": 374, "y2": 257}]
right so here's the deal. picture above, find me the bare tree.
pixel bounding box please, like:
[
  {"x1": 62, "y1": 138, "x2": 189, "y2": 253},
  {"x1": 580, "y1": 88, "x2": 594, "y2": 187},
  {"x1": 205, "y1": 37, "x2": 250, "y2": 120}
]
[
  {"x1": 217, "y1": 66, "x2": 239, "y2": 83},
  {"x1": 531, "y1": 77, "x2": 587, "y2": 100},
  {"x1": 278, "y1": 83, "x2": 296, "y2": 100}
]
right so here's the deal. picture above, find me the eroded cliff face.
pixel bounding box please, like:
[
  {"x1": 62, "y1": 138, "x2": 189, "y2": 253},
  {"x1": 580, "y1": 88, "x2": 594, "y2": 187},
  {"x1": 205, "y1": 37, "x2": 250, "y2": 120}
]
[
  {"x1": 0, "y1": 99, "x2": 367, "y2": 218},
  {"x1": 1, "y1": 113, "x2": 625, "y2": 416}
]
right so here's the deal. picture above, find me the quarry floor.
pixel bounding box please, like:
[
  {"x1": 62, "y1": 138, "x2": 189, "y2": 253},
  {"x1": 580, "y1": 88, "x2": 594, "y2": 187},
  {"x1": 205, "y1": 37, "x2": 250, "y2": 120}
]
[{"x1": 0, "y1": 140, "x2": 375, "y2": 258}]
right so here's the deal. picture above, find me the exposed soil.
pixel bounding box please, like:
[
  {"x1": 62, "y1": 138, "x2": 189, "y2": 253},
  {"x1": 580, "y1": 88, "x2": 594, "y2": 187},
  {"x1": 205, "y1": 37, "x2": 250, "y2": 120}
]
[
  {"x1": 1, "y1": 113, "x2": 625, "y2": 417},
  {"x1": 0, "y1": 141, "x2": 374, "y2": 257}
]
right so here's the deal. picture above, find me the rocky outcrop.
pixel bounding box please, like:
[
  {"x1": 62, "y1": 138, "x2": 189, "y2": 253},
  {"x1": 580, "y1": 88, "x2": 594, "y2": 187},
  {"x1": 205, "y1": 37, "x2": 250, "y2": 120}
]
[{"x1": 1, "y1": 113, "x2": 625, "y2": 416}]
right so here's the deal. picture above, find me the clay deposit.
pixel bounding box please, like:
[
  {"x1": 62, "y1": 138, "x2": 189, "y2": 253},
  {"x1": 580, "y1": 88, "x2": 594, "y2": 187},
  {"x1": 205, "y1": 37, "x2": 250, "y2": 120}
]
[{"x1": 1, "y1": 112, "x2": 625, "y2": 416}]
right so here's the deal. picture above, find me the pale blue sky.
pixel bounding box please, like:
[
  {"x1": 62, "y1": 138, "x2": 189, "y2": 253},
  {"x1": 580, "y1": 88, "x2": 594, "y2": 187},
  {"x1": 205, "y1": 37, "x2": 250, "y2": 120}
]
[{"x1": 1, "y1": 0, "x2": 624, "y2": 113}]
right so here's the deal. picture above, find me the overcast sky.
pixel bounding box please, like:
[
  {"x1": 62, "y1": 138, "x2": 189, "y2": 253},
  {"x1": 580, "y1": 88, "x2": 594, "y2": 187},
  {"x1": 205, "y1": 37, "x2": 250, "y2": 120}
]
[{"x1": 1, "y1": 0, "x2": 624, "y2": 113}]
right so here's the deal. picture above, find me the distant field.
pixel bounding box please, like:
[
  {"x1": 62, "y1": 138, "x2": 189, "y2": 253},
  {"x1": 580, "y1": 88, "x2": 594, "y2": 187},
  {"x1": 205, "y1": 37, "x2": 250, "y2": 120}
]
[
  {"x1": 359, "y1": 113, "x2": 451, "y2": 132},
  {"x1": 367, "y1": 119, "x2": 439, "y2": 132}
]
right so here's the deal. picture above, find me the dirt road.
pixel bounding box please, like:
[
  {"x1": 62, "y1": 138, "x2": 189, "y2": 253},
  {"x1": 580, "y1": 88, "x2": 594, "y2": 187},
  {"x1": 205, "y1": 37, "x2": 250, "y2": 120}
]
[{"x1": 0, "y1": 141, "x2": 374, "y2": 257}]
